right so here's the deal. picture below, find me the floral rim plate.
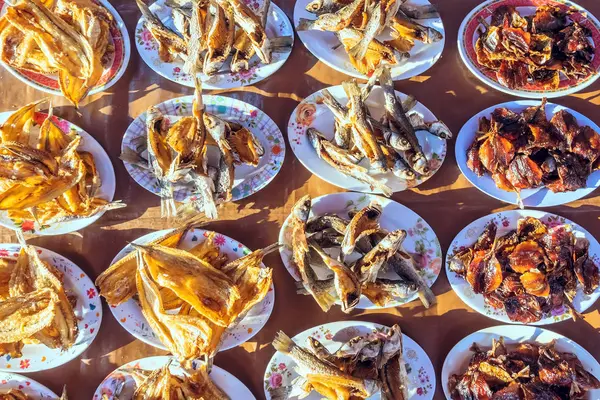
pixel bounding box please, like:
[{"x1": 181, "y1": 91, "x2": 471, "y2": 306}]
[
  {"x1": 0, "y1": 244, "x2": 102, "y2": 373},
  {"x1": 445, "y1": 210, "x2": 600, "y2": 325},
  {"x1": 455, "y1": 100, "x2": 600, "y2": 207},
  {"x1": 441, "y1": 325, "x2": 600, "y2": 399},
  {"x1": 0, "y1": 0, "x2": 130, "y2": 96},
  {"x1": 93, "y1": 355, "x2": 255, "y2": 399},
  {"x1": 457, "y1": 0, "x2": 600, "y2": 98},
  {"x1": 288, "y1": 85, "x2": 447, "y2": 194},
  {"x1": 122, "y1": 95, "x2": 285, "y2": 203},
  {"x1": 108, "y1": 228, "x2": 275, "y2": 353},
  {"x1": 264, "y1": 320, "x2": 436, "y2": 399},
  {"x1": 135, "y1": 0, "x2": 293, "y2": 89},
  {"x1": 0, "y1": 111, "x2": 117, "y2": 235},
  {"x1": 293, "y1": 0, "x2": 444, "y2": 80},
  {"x1": 279, "y1": 192, "x2": 442, "y2": 310},
  {"x1": 0, "y1": 372, "x2": 58, "y2": 398}
]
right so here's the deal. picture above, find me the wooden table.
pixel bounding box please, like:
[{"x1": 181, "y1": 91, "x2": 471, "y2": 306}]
[{"x1": 1, "y1": 0, "x2": 600, "y2": 398}]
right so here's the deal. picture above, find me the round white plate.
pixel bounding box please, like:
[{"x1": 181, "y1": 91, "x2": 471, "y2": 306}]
[
  {"x1": 0, "y1": 372, "x2": 58, "y2": 399},
  {"x1": 0, "y1": 244, "x2": 102, "y2": 373},
  {"x1": 0, "y1": 0, "x2": 130, "y2": 97},
  {"x1": 0, "y1": 111, "x2": 117, "y2": 235},
  {"x1": 288, "y1": 85, "x2": 447, "y2": 194},
  {"x1": 135, "y1": 0, "x2": 293, "y2": 89},
  {"x1": 456, "y1": 100, "x2": 600, "y2": 207},
  {"x1": 93, "y1": 356, "x2": 255, "y2": 400},
  {"x1": 458, "y1": 0, "x2": 600, "y2": 98},
  {"x1": 122, "y1": 95, "x2": 284, "y2": 203},
  {"x1": 108, "y1": 228, "x2": 275, "y2": 352},
  {"x1": 446, "y1": 209, "x2": 600, "y2": 325},
  {"x1": 279, "y1": 192, "x2": 442, "y2": 309},
  {"x1": 264, "y1": 320, "x2": 436, "y2": 399},
  {"x1": 442, "y1": 325, "x2": 600, "y2": 399},
  {"x1": 293, "y1": 0, "x2": 444, "y2": 80}
]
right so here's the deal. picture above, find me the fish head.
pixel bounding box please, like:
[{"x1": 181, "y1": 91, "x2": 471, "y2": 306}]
[
  {"x1": 305, "y1": 0, "x2": 323, "y2": 13},
  {"x1": 306, "y1": 128, "x2": 323, "y2": 151},
  {"x1": 292, "y1": 195, "x2": 312, "y2": 222},
  {"x1": 340, "y1": 290, "x2": 360, "y2": 312}
]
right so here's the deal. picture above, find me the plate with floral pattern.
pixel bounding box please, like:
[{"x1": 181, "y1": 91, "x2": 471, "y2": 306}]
[
  {"x1": 0, "y1": 111, "x2": 117, "y2": 235},
  {"x1": 441, "y1": 325, "x2": 600, "y2": 399},
  {"x1": 0, "y1": 372, "x2": 59, "y2": 398},
  {"x1": 135, "y1": 0, "x2": 293, "y2": 89},
  {"x1": 288, "y1": 85, "x2": 447, "y2": 195},
  {"x1": 122, "y1": 95, "x2": 284, "y2": 204},
  {"x1": 264, "y1": 320, "x2": 435, "y2": 399},
  {"x1": 445, "y1": 210, "x2": 600, "y2": 325},
  {"x1": 293, "y1": 0, "x2": 445, "y2": 80},
  {"x1": 0, "y1": 0, "x2": 130, "y2": 97},
  {"x1": 0, "y1": 244, "x2": 102, "y2": 373},
  {"x1": 279, "y1": 192, "x2": 442, "y2": 310},
  {"x1": 94, "y1": 356, "x2": 255, "y2": 400},
  {"x1": 458, "y1": 0, "x2": 600, "y2": 98},
  {"x1": 108, "y1": 228, "x2": 275, "y2": 353}
]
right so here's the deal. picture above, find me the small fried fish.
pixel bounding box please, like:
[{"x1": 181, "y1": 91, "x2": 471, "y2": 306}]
[{"x1": 341, "y1": 201, "x2": 382, "y2": 255}]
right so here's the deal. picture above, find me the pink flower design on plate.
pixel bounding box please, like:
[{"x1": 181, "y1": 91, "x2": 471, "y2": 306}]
[
  {"x1": 269, "y1": 373, "x2": 283, "y2": 388},
  {"x1": 278, "y1": 363, "x2": 286, "y2": 370},
  {"x1": 325, "y1": 333, "x2": 333, "y2": 340},
  {"x1": 237, "y1": 66, "x2": 256, "y2": 80},
  {"x1": 19, "y1": 359, "x2": 30, "y2": 369},
  {"x1": 21, "y1": 220, "x2": 35, "y2": 232},
  {"x1": 87, "y1": 288, "x2": 97, "y2": 299},
  {"x1": 174, "y1": 67, "x2": 181, "y2": 73},
  {"x1": 141, "y1": 29, "x2": 153, "y2": 43},
  {"x1": 214, "y1": 235, "x2": 226, "y2": 246},
  {"x1": 0, "y1": 249, "x2": 8, "y2": 257}
]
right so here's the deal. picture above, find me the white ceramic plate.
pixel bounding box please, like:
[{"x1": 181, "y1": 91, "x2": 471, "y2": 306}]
[
  {"x1": 288, "y1": 85, "x2": 447, "y2": 194},
  {"x1": 0, "y1": 0, "x2": 130, "y2": 97},
  {"x1": 457, "y1": 0, "x2": 600, "y2": 98},
  {"x1": 0, "y1": 244, "x2": 102, "y2": 373},
  {"x1": 0, "y1": 372, "x2": 58, "y2": 399},
  {"x1": 441, "y1": 325, "x2": 600, "y2": 399},
  {"x1": 108, "y1": 228, "x2": 275, "y2": 352},
  {"x1": 135, "y1": 0, "x2": 293, "y2": 89},
  {"x1": 456, "y1": 100, "x2": 600, "y2": 207},
  {"x1": 93, "y1": 356, "x2": 255, "y2": 400},
  {"x1": 293, "y1": 0, "x2": 445, "y2": 80},
  {"x1": 279, "y1": 192, "x2": 442, "y2": 310},
  {"x1": 264, "y1": 320, "x2": 436, "y2": 399},
  {"x1": 0, "y1": 111, "x2": 117, "y2": 235},
  {"x1": 446, "y1": 209, "x2": 600, "y2": 325},
  {"x1": 122, "y1": 95, "x2": 284, "y2": 203}
]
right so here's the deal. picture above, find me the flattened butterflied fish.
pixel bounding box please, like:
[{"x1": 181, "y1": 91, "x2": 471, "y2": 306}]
[
  {"x1": 203, "y1": 1, "x2": 235, "y2": 76},
  {"x1": 204, "y1": 113, "x2": 235, "y2": 201},
  {"x1": 348, "y1": 0, "x2": 386, "y2": 61},
  {"x1": 230, "y1": 0, "x2": 269, "y2": 72},
  {"x1": 297, "y1": 0, "x2": 364, "y2": 32},
  {"x1": 136, "y1": 0, "x2": 187, "y2": 63},
  {"x1": 341, "y1": 201, "x2": 383, "y2": 255},
  {"x1": 183, "y1": 0, "x2": 206, "y2": 74},
  {"x1": 355, "y1": 229, "x2": 407, "y2": 283}
]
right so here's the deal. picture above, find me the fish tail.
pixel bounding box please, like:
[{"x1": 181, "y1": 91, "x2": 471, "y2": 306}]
[
  {"x1": 297, "y1": 18, "x2": 314, "y2": 31},
  {"x1": 417, "y1": 286, "x2": 436, "y2": 309},
  {"x1": 261, "y1": 242, "x2": 283, "y2": 256},
  {"x1": 311, "y1": 284, "x2": 337, "y2": 312},
  {"x1": 348, "y1": 38, "x2": 368, "y2": 61},
  {"x1": 272, "y1": 331, "x2": 296, "y2": 354}
]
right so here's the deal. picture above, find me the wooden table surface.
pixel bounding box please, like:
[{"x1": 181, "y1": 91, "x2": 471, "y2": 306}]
[{"x1": 2, "y1": 0, "x2": 600, "y2": 398}]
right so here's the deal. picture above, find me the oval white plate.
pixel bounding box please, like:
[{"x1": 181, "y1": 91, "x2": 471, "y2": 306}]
[
  {"x1": 93, "y1": 355, "x2": 255, "y2": 400},
  {"x1": 293, "y1": 0, "x2": 444, "y2": 80},
  {"x1": 108, "y1": 228, "x2": 275, "y2": 353},
  {"x1": 0, "y1": 372, "x2": 58, "y2": 399},
  {"x1": 135, "y1": 0, "x2": 293, "y2": 89},
  {"x1": 0, "y1": 244, "x2": 102, "y2": 373},
  {"x1": 458, "y1": 0, "x2": 600, "y2": 98},
  {"x1": 279, "y1": 192, "x2": 442, "y2": 309},
  {"x1": 288, "y1": 85, "x2": 447, "y2": 194},
  {"x1": 122, "y1": 95, "x2": 284, "y2": 203},
  {"x1": 456, "y1": 100, "x2": 600, "y2": 207},
  {"x1": 0, "y1": 0, "x2": 130, "y2": 97},
  {"x1": 264, "y1": 320, "x2": 436, "y2": 399},
  {"x1": 446, "y1": 209, "x2": 600, "y2": 325},
  {"x1": 0, "y1": 111, "x2": 117, "y2": 235},
  {"x1": 442, "y1": 325, "x2": 600, "y2": 400}
]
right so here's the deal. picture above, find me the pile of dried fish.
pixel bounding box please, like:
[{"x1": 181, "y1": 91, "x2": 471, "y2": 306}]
[
  {"x1": 96, "y1": 219, "x2": 278, "y2": 364},
  {"x1": 270, "y1": 324, "x2": 408, "y2": 400},
  {"x1": 449, "y1": 216, "x2": 600, "y2": 323},
  {"x1": 476, "y1": 5, "x2": 597, "y2": 90},
  {"x1": 467, "y1": 99, "x2": 600, "y2": 205},
  {"x1": 105, "y1": 361, "x2": 229, "y2": 400},
  {"x1": 121, "y1": 78, "x2": 264, "y2": 219},
  {"x1": 0, "y1": 235, "x2": 78, "y2": 358},
  {"x1": 0, "y1": 101, "x2": 124, "y2": 229},
  {"x1": 136, "y1": 0, "x2": 292, "y2": 77},
  {"x1": 449, "y1": 337, "x2": 600, "y2": 400},
  {"x1": 288, "y1": 195, "x2": 435, "y2": 313},
  {"x1": 300, "y1": 0, "x2": 442, "y2": 75},
  {"x1": 0, "y1": 0, "x2": 116, "y2": 106},
  {"x1": 1, "y1": 387, "x2": 68, "y2": 400},
  {"x1": 309, "y1": 67, "x2": 450, "y2": 196}
]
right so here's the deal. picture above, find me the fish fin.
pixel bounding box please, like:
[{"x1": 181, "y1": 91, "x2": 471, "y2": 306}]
[
  {"x1": 272, "y1": 331, "x2": 296, "y2": 354},
  {"x1": 310, "y1": 284, "x2": 337, "y2": 312},
  {"x1": 297, "y1": 18, "x2": 314, "y2": 31}
]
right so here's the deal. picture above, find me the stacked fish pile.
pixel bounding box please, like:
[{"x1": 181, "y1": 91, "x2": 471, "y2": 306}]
[
  {"x1": 288, "y1": 195, "x2": 435, "y2": 313},
  {"x1": 270, "y1": 324, "x2": 409, "y2": 399},
  {"x1": 3, "y1": 388, "x2": 68, "y2": 400},
  {"x1": 136, "y1": 0, "x2": 293, "y2": 77},
  {"x1": 299, "y1": 0, "x2": 443, "y2": 75}
]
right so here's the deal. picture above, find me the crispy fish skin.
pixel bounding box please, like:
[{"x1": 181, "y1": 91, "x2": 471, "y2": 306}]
[
  {"x1": 0, "y1": 288, "x2": 58, "y2": 343},
  {"x1": 341, "y1": 201, "x2": 382, "y2": 255},
  {"x1": 356, "y1": 229, "x2": 407, "y2": 282},
  {"x1": 337, "y1": 28, "x2": 400, "y2": 76},
  {"x1": 182, "y1": 0, "x2": 206, "y2": 74},
  {"x1": 203, "y1": 1, "x2": 235, "y2": 76},
  {"x1": 389, "y1": 250, "x2": 436, "y2": 308},
  {"x1": 227, "y1": 127, "x2": 264, "y2": 166},
  {"x1": 230, "y1": 0, "x2": 270, "y2": 73},
  {"x1": 348, "y1": 0, "x2": 385, "y2": 61},
  {"x1": 136, "y1": 0, "x2": 188, "y2": 63},
  {"x1": 297, "y1": 0, "x2": 364, "y2": 32}
]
